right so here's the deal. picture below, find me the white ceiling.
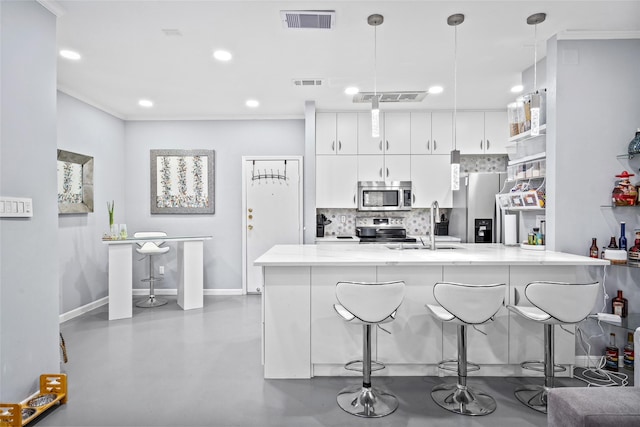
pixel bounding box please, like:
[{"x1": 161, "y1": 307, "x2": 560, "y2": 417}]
[{"x1": 55, "y1": 1, "x2": 640, "y2": 120}]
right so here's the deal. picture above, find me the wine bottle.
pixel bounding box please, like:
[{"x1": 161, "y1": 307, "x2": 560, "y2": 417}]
[
  {"x1": 619, "y1": 222, "x2": 628, "y2": 251},
  {"x1": 589, "y1": 238, "x2": 599, "y2": 258},
  {"x1": 623, "y1": 332, "x2": 634, "y2": 371},
  {"x1": 612, "y1": 290, "x2": 628, "y2": 318},
  {"x1": 605, "y1": 333, "x2": 619, "y2": 372}
]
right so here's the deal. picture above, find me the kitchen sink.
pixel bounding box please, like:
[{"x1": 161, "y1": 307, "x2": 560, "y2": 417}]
[{"x1": 385, "y1": 243, "x2": 464, "y2": 250}]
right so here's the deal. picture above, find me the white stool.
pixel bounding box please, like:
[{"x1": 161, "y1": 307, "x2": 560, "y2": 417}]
[
  {"x1": 426, "y1": 282, "x2": 506, "y2": 416},
  {"x1": 333, "y1": 280, "x2": 405, "y2": 418},
  {"x1": 134, "y1": 231, "x2": 170, "y2": 308},
  {"x1": 507, "y1": 281, "x2": 600, "y2": 414}
]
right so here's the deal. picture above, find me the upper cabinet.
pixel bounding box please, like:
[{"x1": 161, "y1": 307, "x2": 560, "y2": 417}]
[
  {"x1": 316, "y1": 112, "x2": 358, "y2": 155},
  {"x1": 357, "y1": 112, "x2": 411, "y2": 155},
  {"x1": 455, "y1": 111, "x2": 508, "y2": 155},
  {"x1": 411, "y1": 112, "x2": 453, "y2": 154}
]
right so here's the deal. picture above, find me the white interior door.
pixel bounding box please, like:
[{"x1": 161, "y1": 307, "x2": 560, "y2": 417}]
[{"x1": 243, "y1": 157, "x2": 302, "y2": 294}]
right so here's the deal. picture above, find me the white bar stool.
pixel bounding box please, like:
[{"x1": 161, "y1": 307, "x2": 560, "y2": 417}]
[
  {"x1": 426, "y1": 282, "x2": 506, "y2": 416},
  {"x1": 134, "y1": 231, "x2": 170, "y2": 308},
  {"x1": 507, "y1": 281, "x2": 600, "y2": 414},
  {"x1": 333, "y1": 280, "x2": 405, "y2": 418}
]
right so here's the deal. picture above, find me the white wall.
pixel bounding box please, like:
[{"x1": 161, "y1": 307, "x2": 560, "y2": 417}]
[
  {"x1": 123, "y1": 119, "x2": 304, "y2": 291},
  {"x1": 0, "y1": 1, "x2": 59, "y2": 401},
  {"x1": 546, "y1": 37, "x2": 640, "y2": 355},
  {"x1": 57, "y1": 92, "x2": 126, "y2": 313}
]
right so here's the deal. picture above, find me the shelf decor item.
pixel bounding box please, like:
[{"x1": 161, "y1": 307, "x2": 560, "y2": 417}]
[
  {"x1": 611, "y1": 170, "x2": 637, "y2": 206},
  {"x1": 627, "y1": 128, "x2": 640, "y2": 156}
]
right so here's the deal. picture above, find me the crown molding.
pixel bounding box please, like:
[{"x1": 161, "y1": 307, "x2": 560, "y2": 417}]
[{"x1": 37, "y1": 0, "x2": 66, "y2": 17}]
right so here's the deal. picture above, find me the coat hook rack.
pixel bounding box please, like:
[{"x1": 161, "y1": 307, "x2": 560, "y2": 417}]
[{"x1": 251, "y1": 160, "x2": 288, "y2": 182}]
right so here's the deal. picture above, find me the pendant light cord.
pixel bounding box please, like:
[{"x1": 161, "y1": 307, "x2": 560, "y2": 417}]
[
  {"x1": 453, "y1": 23, "x2": 458, "y2": 150},
  {"x1": 374, "y1": 24, "x2": 378, "y2": 100},
  {"x1": 533, "y1": 22, "x2": 538, "y2": 93}
]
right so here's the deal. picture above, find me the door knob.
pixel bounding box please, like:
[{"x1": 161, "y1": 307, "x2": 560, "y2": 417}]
[{"x1": 248, "y1": 225, "x2": 253, "y2": 230}]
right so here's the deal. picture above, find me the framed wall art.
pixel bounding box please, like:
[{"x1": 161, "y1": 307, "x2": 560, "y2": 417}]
[
  {"x1": 57, "y1": 149, "x2": 94, "y2": 214},
  {"x1": 150, "y1": 149, "x2": 215, "y2": 214}
]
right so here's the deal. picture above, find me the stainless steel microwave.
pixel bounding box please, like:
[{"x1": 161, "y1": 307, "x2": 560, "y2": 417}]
[{"x1": 357, "y1": 181, "x2": 412, "y2": 211}]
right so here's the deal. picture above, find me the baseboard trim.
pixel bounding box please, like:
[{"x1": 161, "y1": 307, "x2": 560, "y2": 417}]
[
  {"x1": 59, "y1": 297, "x2": 109, "y2": 323},
  {"x1": 60, "y1": 289, "x2": 245, "y2": 323}
]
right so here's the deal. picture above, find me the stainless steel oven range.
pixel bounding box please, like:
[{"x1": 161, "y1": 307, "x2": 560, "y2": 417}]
[{"x1": 355, "y1": 216, "x2": 417, "y2": 243}]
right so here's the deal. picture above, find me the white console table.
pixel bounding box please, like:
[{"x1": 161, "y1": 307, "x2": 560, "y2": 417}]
[{"x1": 102, "y1": 235, "x2": 212, "y2": 320}]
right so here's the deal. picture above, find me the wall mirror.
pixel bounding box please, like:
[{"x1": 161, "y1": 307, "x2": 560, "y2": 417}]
[{"x1": 57, "y1": 149, "x2": 94, "y2": 214}]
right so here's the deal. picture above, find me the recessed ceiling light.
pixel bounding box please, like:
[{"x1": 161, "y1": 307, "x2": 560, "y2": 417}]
[
  {"x1": 511, "y1": 85, "x2": 524, "y2": 93},
  {"x1": 138, "y1": 99, "x2": 154, "y2": 108},
  {"x1": 213, "y1": 50, "x2": 232, "y2": 61},
  {"x1": 345, "y1": 86, "x2": 359, "y2": 95},
  {"x1": 246, "y1": 99, "x2": 259, "y2": 108},
  {"x1": 59, "y1": 49, "x2": 81, "y2": 60},
  {"x1": 428, "y1": 86, "x2": 444, "y2": 94}
]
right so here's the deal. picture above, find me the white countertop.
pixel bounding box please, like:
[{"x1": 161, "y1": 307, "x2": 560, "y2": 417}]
[
  {"x1": 315, "y1": 235, "x2": 461, "y2": 243},
  {"x1": 254, "y1": 243, "x2": 610, "y2": 267}
]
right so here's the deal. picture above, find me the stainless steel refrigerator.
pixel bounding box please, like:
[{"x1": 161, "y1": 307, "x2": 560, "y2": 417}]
[{"x1": 449, "y1": 172, "x2": 507, "y2": 243}]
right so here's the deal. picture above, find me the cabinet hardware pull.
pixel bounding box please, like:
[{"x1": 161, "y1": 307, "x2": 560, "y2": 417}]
[
  {"x1": 332, "y1": 141, "x2": 335, "y2": 151},
  {"x1": 248, "y1": 215, "x2": 253, "y2": 220},
  {"x1": 353, "y1": 194, "x2": 356, "y2": 205},
  {"x1": 379, "y1": 141, "x2": 383, "y2": 151},
  {"x1": 486, "y1": 140, "x2": 490, "y2": 150},
  {"x1": 412, "y1": 193, "x2": 416, "y2": 204},
  {"x1": 338, "y1": 141, "x2": 342, "y2": 151},
  {"x1": 434, "y1": 140, "x2": 437, "y2": 151},
  {"x1": 379, "y1": 168, "x2": 383, "y2": 177},
  {"x1": 480, "y1": 140, "x2": 483, "y2": 149},
  {"x1": 427, "y1": 140, "x2": 430, "y2": 151},
  {"x1": 386, "y1": 140, "x2": 389, "y2": 151},
  {"x1": 386, "y1": 168, "x2": 389, "y2": 178},
  {"x1": 248, "y1": 225, "x2": 253, "y2": 230},
  {"x1": 248, "y1": 208, "x2": 253, "y2": 213}
]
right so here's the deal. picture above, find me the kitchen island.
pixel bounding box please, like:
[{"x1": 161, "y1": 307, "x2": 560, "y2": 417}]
[{"x1": 254, "y1": 243, "x2": 608, "y2": 379}]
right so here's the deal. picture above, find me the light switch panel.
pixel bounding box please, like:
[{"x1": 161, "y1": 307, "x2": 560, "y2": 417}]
[{"x1": 0, "y1": 197, "x2": 33, "y2": 218}]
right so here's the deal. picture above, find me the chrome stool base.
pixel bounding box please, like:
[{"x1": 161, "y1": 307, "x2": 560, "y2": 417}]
[
  {"x1": 431, "y1": 383, "x2": 497, "y2": 416},
  {"x1": 514, "y1": 384, "x2": 548, "y2": 414},
  {"x1": 135, "y1": 296, "x2": 168, "y2": 308},
  {"x1": 337, "y1": 385, "x2": 398, "y2": 418}
]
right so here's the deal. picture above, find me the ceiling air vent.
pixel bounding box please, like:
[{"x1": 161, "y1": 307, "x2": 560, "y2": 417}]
[
  {"x1": 280, "y1": 10, "x2": 335, "y2": 29},
  {"x1": 292, "y1": 78, "x2": 324, "y2": 87},
  {"x1": 353, "y1": 91, "x2": 428, "y2": 103}
]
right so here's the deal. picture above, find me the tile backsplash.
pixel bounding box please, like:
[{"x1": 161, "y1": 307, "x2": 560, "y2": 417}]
[
  {"x1": 318, "y1": 208, "x2": 449, "y2": 236},
  {"x1": 460, "y1": 154, "x2": 508, "y2": 173}
]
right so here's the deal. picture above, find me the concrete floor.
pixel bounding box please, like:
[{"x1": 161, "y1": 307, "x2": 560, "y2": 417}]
[{"x1": 38, "y1": 295, "x2": 590, "y2": 426}]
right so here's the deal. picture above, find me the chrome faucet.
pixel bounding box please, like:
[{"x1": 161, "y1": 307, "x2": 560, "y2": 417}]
[{"x1": 429, "y1": 200, "x2": 440, "y2": 250}]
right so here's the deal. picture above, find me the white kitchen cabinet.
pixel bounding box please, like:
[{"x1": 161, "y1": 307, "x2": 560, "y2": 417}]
[
  {"x1": 311, "y1": 266, "x2": 377, "y2": 364},
  {"x1": 412, "y1": 112, "x2": 452, "y2": 154},
  {"x1": 358, "y1": 155, "x2": 411, "y2": 182},
  {"x1": 316, "y1": 155, "x2": 357, "y2": 208},
  {"x1": 431, "y1": 112, "x2": 453, "y2": 154},
  {"x1": 377, "y1": 266, "x2": 444, "y2": 365},
  {"x1": 357, "y1": 112, "x2": 385, "y2": 154},
  {"x1": 383, "y1": 112, "x2": 411, "y2": 154},
  {"x1": 508, "y1": 266, "x2": 577, "y2": 366},
  {"x1": 357, "y1": 112, "x2": 411, "y2": 155},
  {"x1": 456, "y1": 111, "x2": 508, "y2": 155},
  {"x1": 442, "y1": 266, "x2": 510, "y2": 364},
  {"x1": 484, "y1": 111, "x2": 509, "y2": 154},
  {"x1": 410, "y1": 155, "x2": 453, "y2": 208},
  {"x1": 315, "y1": 112, "x2": 358, "y2": 155}
]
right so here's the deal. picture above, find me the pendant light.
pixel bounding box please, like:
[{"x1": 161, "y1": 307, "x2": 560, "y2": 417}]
[
  {"x1": 527, "y1": 13, "x2": 546, "y2": 136},
  {"x1": 368, "y1": 14, "x2": 383, "y2": 138},
  {"x1": 448, "y1": 13, "x2": 464, "y2": 191}
]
